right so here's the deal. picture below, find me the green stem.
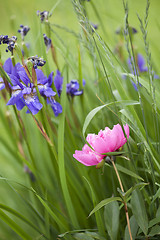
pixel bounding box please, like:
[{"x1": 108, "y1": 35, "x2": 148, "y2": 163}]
[
  {"x1": 12, "y1": 106, "x2": 36, "y2": 170},
  {"x1": 111, "y1": 158, "x2": 133, "y2": 240}
]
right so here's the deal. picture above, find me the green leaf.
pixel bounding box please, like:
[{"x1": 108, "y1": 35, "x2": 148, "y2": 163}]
[
  {"x1": 124, "y1": 216, "x2": 138, "y2": 240},
  {"x1": 131, "y1": 189, "x2": 148, "y2": 236},
  {"x1": 101, "y1": 151, "x2": 126, "y2": 156},
  {"x1": 58, "y1": 65, "x2": 79, "y2": 228},
  {"x1": 116, "y1": 164, "x2": 144, "y2": 181},
  {"x1": 156, "y1": 206, "x2": 160, "y2": 217},
  {"x1": 124, "y1": 73, "x2": 160, "y2": 110},
  {"x1": 33, "y1": 189, "x2": 67, "y2": 232},
  {"x1": 59, "y1": 230, "x2": 106, "y2": 239},
  {"x1": 124, "y1": 182, "x2": 149, "y2": 201},
  {"x1": 148, "y1": 216, "x2": 160, "y2": 228},
  {"x1": 151, "y1": 187, "x2": 160, "y2": 204},
  {"x1": 88, "y1": 197, "x2": 122, "y2": 217},
  {"x1": 148, "y1": 225, "x2": 160, "y2": 237},
  {"x1": 0, "y1": 208, "x2": 32, "y2": 240},
  {"x1": 78, "y1": 46, "x2": 83, "y2": 89},
  {"x1": 84, "y1": 177, "x2": 106, "y2": 237},
  {"x1": 120, "y1": 108, "x2": 160, "y2": 173},
  {"x1": 82, "y1": 100, "x2": 140, "y2": 137},
  {"x1": 74, "y1": 233, "x2": 94, "y2": 240},
  {"x1": 0, "y1": 65, "x2": 12, "y2": 85},
  {"x1": 14, "y1": 43, "x2": 23, "y2": 59},
  {"x1": 0, "y1": 203, "x2": 47, "y2": 238},
  {"x1": 85, "y1": 232, "x2": 106, "y2": 240},
  {"x1": 104, "y1": 201, "x2": 120, "y2": 240},
  {"x1": 73, "y1": 231, "x2": 106, "y2": 240},
  {"x1": 49, "y1": 0, "x2": 61, "y2": 16},
  {"x1": 58, "y1": 229, "x2": 98, "y2": 238}
]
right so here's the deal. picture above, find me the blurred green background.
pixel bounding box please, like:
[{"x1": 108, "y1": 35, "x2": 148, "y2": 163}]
[
  {"x1": 0, "y1": 0, "x2": 160, "y2": 68},
  {"x1": 0, "y1": 0, "x2": 160, "y2": 46}
]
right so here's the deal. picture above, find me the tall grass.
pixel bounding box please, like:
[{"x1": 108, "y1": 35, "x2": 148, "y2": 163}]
[{"x1": 0, "y1": 0, "x2": 160, "y2": 239}]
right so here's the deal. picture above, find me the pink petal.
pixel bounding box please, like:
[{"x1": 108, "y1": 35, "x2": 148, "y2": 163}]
[
  {"x1": 86, "y1": 133, "x2": 96, "y2": 146},
  {"x1": 73, "y1": 150, "x2": 103, "y2": 166},
  {"x1": 73, "y1": 123, "x2": 130, "y2": 167},
  {"x1": 93, "y1": 135, "x2": 113, "y2": 153}
]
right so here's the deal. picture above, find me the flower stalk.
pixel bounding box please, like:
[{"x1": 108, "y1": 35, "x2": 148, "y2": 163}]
[{"x1": 111, "y1": 158, "x2": 133, "y2": 240}]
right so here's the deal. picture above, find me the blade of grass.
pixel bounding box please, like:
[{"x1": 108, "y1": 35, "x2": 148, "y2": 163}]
[
  {"x1": 0, "y1": 208, "x2": 33, "y2": 240},
  {"x1": 58, "y1": 65, "x2": 79, "y2": 228},
  {"x1": 83, "y1": 177, "x2": 106, "y2": 238},
  {"x1": 0, "y1": 203, "x2": 48, "y2": 239},
  {"x1": 33, "y1": 188, "x2": 68, "y2": 233}
]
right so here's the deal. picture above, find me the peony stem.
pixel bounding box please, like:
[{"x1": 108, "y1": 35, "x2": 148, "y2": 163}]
[{"x1": 111, "y1": 158, "x2": 133, "y2": 240}]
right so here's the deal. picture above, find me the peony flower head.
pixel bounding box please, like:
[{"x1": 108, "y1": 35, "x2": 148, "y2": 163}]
[{"x1": 73, "y1": 124, "x2": 129, "y2": 166}]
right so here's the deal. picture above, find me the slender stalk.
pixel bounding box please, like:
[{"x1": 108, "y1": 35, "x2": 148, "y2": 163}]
[
  {"x1": 12, "y1": 106, "x2": 37, "y2": 170},
  {"x1": 111, "y1": 158, "x2": 133, "y2": 240}
]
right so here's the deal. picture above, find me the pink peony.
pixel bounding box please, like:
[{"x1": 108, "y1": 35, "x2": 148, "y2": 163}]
[{"x1": 73, "y1": 124, "x2": 129, "y2": 166}]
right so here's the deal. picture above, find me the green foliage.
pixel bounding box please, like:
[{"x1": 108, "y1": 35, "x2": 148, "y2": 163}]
[
  {"x1": 104, "y1": 201, "x2": 120, "y2": 240},
  {"x1": 88, "y1": 197, "x2": 122, "y2": 218},
  {"x1": 0, "y1": 0, "x2": 160, "y2": 239},
  {"x1": 124, "y1": 216, "x2": 138, "y2": 240},
  {"x1": 131, "y1": 189, "x2": 148, "y2": 236}
]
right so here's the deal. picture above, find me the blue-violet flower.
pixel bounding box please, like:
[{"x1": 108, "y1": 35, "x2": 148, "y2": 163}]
[
  {"x1": 43, "y1": 34, "x2": 51, "y2": 52},
  {"x1": 7, "y1": 66, "x2": 56, "y2": 114},
  {"x1": 28, "y1": 56, "x2": 46, "y2": 69},
  {"x1": 18, "y1": 25, "x2": 30, "y2": 41},
  {"x1": 54, "y1": 70, "x2": 63, "y2": 97},
  {"x1": 37, "y1": 10, "x2": 50, "y2": 22},
  {"x1": 0, "y1": 35, "x2": 17, "y2": 54},
  {"x1": 66, "y1": 79, "x2": 85, "y2": 97},
  {"x1": 47, "y1": 98, "x2": 62, "y2": 116}
]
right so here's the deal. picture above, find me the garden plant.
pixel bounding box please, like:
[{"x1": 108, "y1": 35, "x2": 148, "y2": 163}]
[{"x1": 0, "y1": 0, "x2": 160, "y2": 239}]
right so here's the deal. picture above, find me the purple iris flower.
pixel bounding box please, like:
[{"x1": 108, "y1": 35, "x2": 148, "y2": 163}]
[
  {"x1": 54, "y1": 70, "x2": 63, "y2": 97},
  {"x1": 128, "y1": 54, "x2": 148, "y2": 75},
  {"x1": 6, "y1": 66, "x2": 56, "y2": 114},
  {"x1": 3, "y1": 58, "x2": 22, "y2": 79},
  {"x1": 127, "y1": 54, "x2": 159, "y2": 91},
  {"x1": 0, "y1": 58, "x2": 22, "y2": 89},
  {"x1": 6, "y1": 82, "x2": 43, "y2": 115},
  {"x1": 136, "y1": 54, "x2": 148, "y2": 72},
  {"x1": 47, "y1": 98, "x2": 62, "y2": 117},
  {"x1": 0, "y1": 78, "x2": 5, "y2": 90},
  {"x1": 0, "y1": 58, "x2": 62, "y2": 116},
  {"x1": 127, "y1": 54, "x2": 146, "y2": 91},
  {"x1": 36, "y1": 69, "x2": 56, "y2": 97},
  {"x1": 66, "y1": 79, "x2": 85, "y2": 97}
]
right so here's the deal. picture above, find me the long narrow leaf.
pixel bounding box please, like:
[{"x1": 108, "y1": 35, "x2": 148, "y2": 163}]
[
  {"x1": 84, "y1": 177, "x2": 106, "y2": 237},
  {"x1": 88, "y1": 197, "x2": 122, "y2": 217},
  {"x1": 0, "y1": 208, "x2": 32, "y2": 240},
  {"x1": 0, "y1": 204, "x2": 47, "y2": 238},
  {"x1": 58, "y1": 65, "x2": 79, "y2": 228},
  {"x1": 116, "y1": 164, "x2": 144, "y2": 181},
  {"x1": 83, "y1": 100, "x2": 139, "y2": 137},
  {"x1": 131, "y1": 189, "x2": 148, "y2": 236}
]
